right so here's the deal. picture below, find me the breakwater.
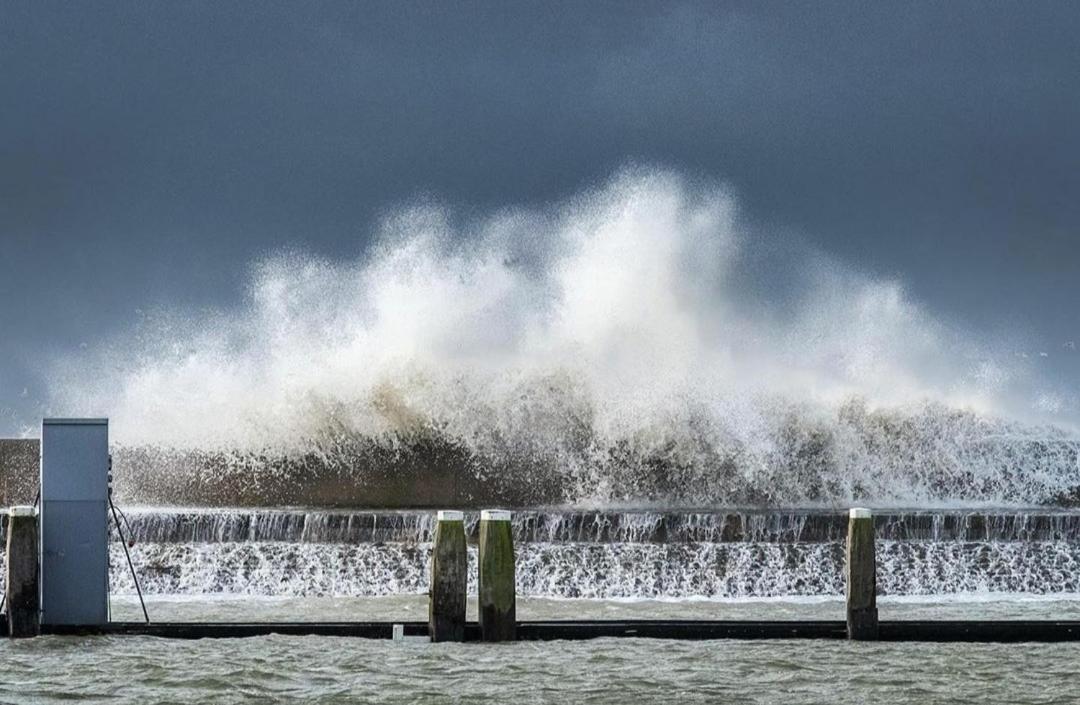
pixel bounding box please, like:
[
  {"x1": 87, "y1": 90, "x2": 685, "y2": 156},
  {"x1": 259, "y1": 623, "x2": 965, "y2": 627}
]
[
  {"x1": 103, "y1": 507, "x2": 1080, "y2": 545},
  {"x1": 6, "y1": 508, "x2": 1079, "y2": 600}
]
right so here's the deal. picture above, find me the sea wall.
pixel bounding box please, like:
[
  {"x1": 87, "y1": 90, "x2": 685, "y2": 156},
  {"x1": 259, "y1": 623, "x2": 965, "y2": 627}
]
[{"x1": 0, "y1": 439, "x2": 38, "y2": 506}]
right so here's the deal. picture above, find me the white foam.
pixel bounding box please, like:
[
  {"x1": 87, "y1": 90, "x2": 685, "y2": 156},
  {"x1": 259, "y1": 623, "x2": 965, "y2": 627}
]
[
  {"x1": 85, "y1": 539, "x2": 1080, "y2": 600},
  {"x1": 47, "y1": 168, "x2": 1080, "y2": 506}
]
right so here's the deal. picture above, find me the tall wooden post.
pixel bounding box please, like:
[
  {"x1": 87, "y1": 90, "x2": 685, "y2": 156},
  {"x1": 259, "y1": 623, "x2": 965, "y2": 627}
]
[
  {"x1": 846, "y1": 507, "x2": 878, "y2": 640},
  {"x1": 6, "y1": 505, "x2": 40, "y2": 638},
  {"x1": 429, "y1": 510, "x2": 467, "y2": 642},
  {"x1": 478, "y1": 509, "x2": 515, "y2": 641}
]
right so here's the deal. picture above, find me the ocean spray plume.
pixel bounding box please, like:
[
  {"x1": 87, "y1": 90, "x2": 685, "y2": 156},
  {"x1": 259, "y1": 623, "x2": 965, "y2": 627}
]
[{"x1": 49, "y1": 168, "x2": 1080, "y2": 506}]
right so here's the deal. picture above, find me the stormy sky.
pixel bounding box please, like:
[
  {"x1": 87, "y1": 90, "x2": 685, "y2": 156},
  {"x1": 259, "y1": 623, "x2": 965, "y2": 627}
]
[{"x1": 2, "y1": 0, "x2": 1079, "y2": 434}]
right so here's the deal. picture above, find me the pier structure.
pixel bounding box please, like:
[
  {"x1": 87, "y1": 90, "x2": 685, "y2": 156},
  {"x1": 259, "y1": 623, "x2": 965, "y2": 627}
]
[
  {"x1": 846, "y1": 507, "x2": 878, "y2": 640},
  {"x1": 478, "y1": 509, "x2": 515, "y2": 641},
  {"x1": 5, "y1": 416, "x2": 1080, "y2": 642},
  {"x1": 428, "y1": 510, "x2": 467, "y2": 642},
  {"x1": 5, "y1": 505, "x2": 39, "y2": 638}
]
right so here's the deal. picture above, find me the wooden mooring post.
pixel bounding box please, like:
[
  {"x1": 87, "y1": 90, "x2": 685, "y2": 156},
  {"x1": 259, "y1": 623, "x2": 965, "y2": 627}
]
[
  {"x1": 6, "y1": 505, "x2": 40, "y2": 638},
  {"x1": 478, "y1": 509, "x2": 516, "y2": 641},
  {"x1": 429, "y1": 510, "x2": 467, "y2": 642},
  {"x1": 846, "y1": 507, "x2": 878, "y2": 640}
]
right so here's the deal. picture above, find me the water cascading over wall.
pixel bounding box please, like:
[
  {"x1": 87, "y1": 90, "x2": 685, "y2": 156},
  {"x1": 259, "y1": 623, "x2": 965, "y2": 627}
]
[{"x1": 4, "y1": 508, "x2": 1079, "y2": 599}]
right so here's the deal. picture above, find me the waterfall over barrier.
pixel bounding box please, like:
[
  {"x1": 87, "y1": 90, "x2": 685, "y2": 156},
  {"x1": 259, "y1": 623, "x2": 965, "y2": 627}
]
[
  {"x1": 109, "y1": 508, "x2": 1080, "y2": 545},
  {"x1": 6, "y1": 508, "x2": 1080, "y2": 600}
]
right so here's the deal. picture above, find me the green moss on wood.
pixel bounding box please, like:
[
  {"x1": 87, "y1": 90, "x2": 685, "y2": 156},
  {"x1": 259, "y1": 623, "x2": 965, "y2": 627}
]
[
  {"x1": 429, "y1": 518, "x2": 467, "y2": 642},
  {"x1": 846, "y1": 514, "x2": 878, "y2": 640},
  {"x1": 479, "y1": 518, "x2": 516, "y2": 641}
]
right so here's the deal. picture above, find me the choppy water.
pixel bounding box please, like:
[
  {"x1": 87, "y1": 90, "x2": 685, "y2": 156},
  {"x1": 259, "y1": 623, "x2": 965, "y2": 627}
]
[{"x1": 3, "y1": 596, "x2": 1080, "y2": 704}]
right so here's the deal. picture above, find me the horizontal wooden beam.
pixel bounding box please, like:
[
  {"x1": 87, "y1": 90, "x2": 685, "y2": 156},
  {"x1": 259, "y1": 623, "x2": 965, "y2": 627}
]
[{"x1": 26, "y1": 620, "x2": 1080, "y2": 642}]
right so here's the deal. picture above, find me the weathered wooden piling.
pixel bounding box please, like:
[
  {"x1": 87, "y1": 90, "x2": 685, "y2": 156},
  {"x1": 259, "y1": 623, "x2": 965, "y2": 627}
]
[
  {"x1": 478, "y1": 509, "x2": 516, "y2": 641},
  {"x1": 846, "y1": 507, "x2": 878, "y2": 640},
  {"x1": 5, "y1": 505, "x2": 40, "y2": 638},
  {"x1": 429, "y1": 510, "x2": 467, "y2": 642}
]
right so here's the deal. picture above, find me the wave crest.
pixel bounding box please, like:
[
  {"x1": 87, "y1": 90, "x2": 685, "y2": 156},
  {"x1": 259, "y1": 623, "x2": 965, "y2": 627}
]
[{"x1": 53, "y1": 168, "x2": 1079, "y2": 506}]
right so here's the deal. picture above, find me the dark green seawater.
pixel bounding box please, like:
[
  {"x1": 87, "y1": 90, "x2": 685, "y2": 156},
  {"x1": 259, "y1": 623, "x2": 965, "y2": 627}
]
[{"x1": 2, "y1": 596, "x2": 1078, "y2": 704}]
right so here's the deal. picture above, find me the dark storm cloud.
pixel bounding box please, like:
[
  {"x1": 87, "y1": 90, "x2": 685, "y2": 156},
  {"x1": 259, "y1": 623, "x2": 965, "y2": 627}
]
[{"x1": 2, "y1": 0, "x2": 1079, "y2": 430}]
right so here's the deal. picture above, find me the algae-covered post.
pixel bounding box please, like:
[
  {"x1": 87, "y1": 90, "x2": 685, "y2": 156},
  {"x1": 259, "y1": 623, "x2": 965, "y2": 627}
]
[
  {"x1": 429, "y1": 510, "x2": 467, "y2": 642},
  {"x1": 846, "y1": 507, "x2": 878, "y2": 640},
  {"x1": 5, "y1": 505, "x2": 40, "y2": 638},
  {"x1": 478, "y1": 509, "x2": 516, "y2": 641}
]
